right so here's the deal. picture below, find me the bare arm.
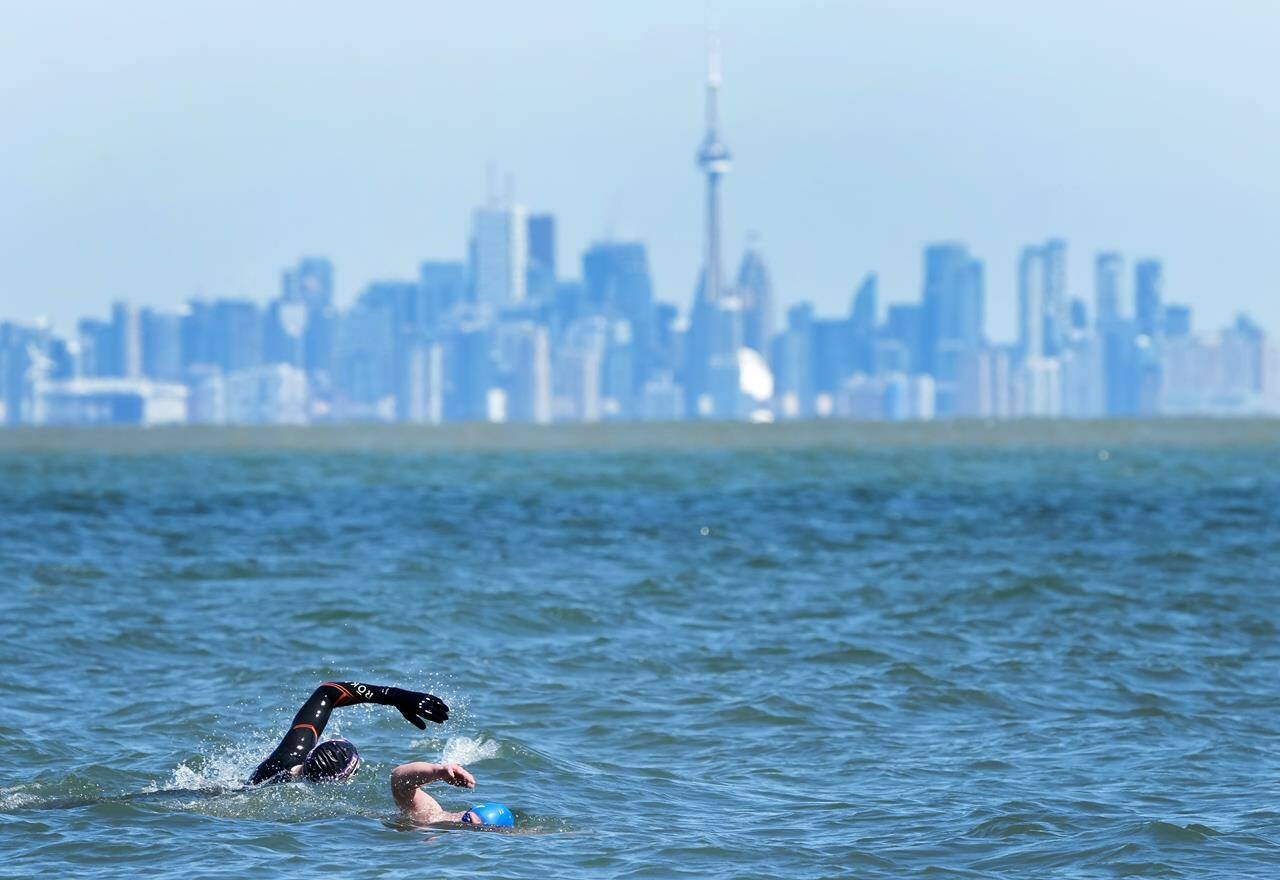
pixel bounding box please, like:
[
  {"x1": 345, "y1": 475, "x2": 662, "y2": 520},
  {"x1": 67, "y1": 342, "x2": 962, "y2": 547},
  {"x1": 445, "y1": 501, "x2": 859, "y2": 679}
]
[{"x1": 390, "y1": 762, "x2": 476, "y2": 823}]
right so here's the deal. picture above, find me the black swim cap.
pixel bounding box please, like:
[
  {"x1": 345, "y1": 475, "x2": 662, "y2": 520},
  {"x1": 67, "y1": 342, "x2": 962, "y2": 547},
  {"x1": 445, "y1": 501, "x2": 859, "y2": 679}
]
[{"x1": 302, "y1": 739, "x2": 360, "y2": 782}]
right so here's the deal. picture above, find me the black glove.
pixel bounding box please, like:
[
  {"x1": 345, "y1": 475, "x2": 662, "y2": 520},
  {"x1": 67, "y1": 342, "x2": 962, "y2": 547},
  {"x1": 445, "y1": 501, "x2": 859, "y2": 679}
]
[{"x1": 385, "y1": 687, "x2": 450, "y2": 729}]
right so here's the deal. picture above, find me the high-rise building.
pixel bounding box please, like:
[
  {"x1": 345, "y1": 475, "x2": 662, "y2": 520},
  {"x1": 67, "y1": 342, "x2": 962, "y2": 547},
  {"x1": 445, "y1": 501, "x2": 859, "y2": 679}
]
[
  {"x1": 1164, "y1": 304, "x2": 1192, "y2": 338},
  {"x1": 884, "y1": 304, "x2": 924, "y2": 374},
  {"x1": 1095, "y1": 252, "x2": 1123, "y2": 329},
  {"x1": 397, "y1": 341, "x2": 444, "y2": 424},
  {"x1": 1019, "y1": 240, "x2": 1067, "y2": 360},
  {"x1": 282, "y1": 258, "x2": 334, "y2": 310},
  {"x1": 1135, "y1": 259, "x2": 1163, "y2": 338},
  {"x1": 1019, "y1": 246, "x2": 1047, "y2": 360},
  {"x1": 210, "y1": 299, "x2": 263, "y2": 374},
  {"x1": 735, "y1": 242, "x2": 774, "y2": 356},
  {"x1": 471, "y1": 200, "x2": 527, "y2": 308},
  {"x1": 771, "y1": 304, "x2": 814, "y2": 418},
  {"x1": 583, "y1": 242, "x2": 652, "y2": 316},
  {"x1": 1102, "y1": 320, "x2": 1140, "y2": 416},
  {"x1": 503, "y1": 322, "x2": 552, "y2": 424},
  {"x1": 553, "y1": 317, "x2": 607, "y2": 422},
  {"x1": 443, "y1": 320, "x2": 493, "y2": 422},
  {"x1": 922, "y1": 243, "x2": 984, "y2": 377},
  {"x1": 527, "y1": 214, "x2": 556, "y2": 279},
  {"x1": 111, "y1": 302, "x2": 142, "y2": 378},
  {"x1": 1042, "y1": 239, "x2": 1068, "y2": 355},
  {"x1": 0, "y1": 321, "x2": 52, "y2": 425},
  {"x1": 281, "y1": 257, "x2": 335, "y2": 378},
  {"x1": 419, "y1": 261, "x2": 469, "y2": 331},
  {"x1": 263, "y1": 298, "x2": 308, "y2": 368},
  {"x1": 77, "y1": 319, "x2": 115, "y2": 377},
  {"x1": 849, "y1": 274, "x2": 877, "y2": 375},
  {"x1": 1069, "y1": 298, "x2": 1088, "y2": 332},
  {"x1": 812, "y1": 318, "x2": 851, "y2": 406},
  {"x1": 582, "y1": 241, "x2": 655, "y2": 399},
  {"x1": 140, "y1": 307, "x2": 184, "y2": 381}
]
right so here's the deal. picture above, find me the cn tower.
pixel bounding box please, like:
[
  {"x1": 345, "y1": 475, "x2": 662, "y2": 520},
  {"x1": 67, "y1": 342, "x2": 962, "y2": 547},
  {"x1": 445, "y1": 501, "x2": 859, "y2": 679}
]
[{"x1": 696, "y1": 34, "x2": 731, "y2": 306}]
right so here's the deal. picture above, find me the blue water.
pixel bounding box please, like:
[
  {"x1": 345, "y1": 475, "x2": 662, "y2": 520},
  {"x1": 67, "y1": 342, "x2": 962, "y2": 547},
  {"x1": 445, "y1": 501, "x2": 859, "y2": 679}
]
[{"x1": 2, "y1": 443, "x2": 1279, "y2": 878}]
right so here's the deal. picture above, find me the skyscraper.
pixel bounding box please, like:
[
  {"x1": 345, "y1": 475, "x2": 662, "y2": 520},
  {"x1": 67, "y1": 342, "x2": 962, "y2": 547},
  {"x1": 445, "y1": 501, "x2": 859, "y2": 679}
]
[
  {"x1": 683, "y1": 34, "x2": 733, "y2": 415},
  {"x1": 111, "y1": 301, "x2": 142, "y2": 378},
  {"x1": 1042, "y1": 238, "x2": 1068, "y2": 356},
  {"x1": 849, "y1": 274, "x2": 878, "y2": 375},
  {"x1": 77, "y1": 318, "x2": 114, "y2": 377},
  {"x1": 1018, "y1": 239, "x2": 1068, "y2": 360},
  {"x1": 1094, "y1": 252, "x2": 1123, "y2": 330},
  {"x1": 281, "y1": 257, "x2": 335, "y2": 378},
  {"x1": 419, "y1": 261, "x2": 469, "y2": 331},
  {"x1": 527, "y1": 214, "x2": 556, "y2": 279},
  {"x1": 735, "y1": 241, "x2": 774, "y2": 356},
  {"x1": 471, "y1": 199, "x2": 528, "y2": 308},
  {"x1": 140, "y1": 307, "x2": 184, "y2": 381},
  {"x1": 1135, "y1": 259, "x2": 1163, "y2": 338},
  {"x1": 923, "y1": 243, "x2": 984, "y2": 375},
  {"x1": 526, "y1": 214, "x2": 557, "y2": 304},
  {"x1": 1018, "y1": 246, "x2": 1047, "y2": 360},
  {"x1": 582, "y1": 241, "x2": 655, "y2": 399}
]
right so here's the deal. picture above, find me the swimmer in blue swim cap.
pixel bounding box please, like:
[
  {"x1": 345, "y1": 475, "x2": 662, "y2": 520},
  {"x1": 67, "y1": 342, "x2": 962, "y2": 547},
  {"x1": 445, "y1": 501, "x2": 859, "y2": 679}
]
[{"x1": 391, "y1": 761, "x2": 514, "y2": 828}]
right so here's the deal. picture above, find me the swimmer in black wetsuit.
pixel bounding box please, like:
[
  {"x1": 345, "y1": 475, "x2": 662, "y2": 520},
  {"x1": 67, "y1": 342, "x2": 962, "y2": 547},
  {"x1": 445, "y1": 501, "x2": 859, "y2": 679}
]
[{"x1": 249, "y1": 681, "x2": 449, "y2": 786}]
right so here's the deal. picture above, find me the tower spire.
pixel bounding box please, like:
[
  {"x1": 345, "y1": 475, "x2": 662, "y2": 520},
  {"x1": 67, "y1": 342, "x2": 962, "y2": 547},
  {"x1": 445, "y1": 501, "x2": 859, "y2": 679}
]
[
  {"x1": 697, "y1": 31, "x2": 731, "y2": 305},
  {"x1": 706, "y1": 31, "x2": 722, "y2": 136}
]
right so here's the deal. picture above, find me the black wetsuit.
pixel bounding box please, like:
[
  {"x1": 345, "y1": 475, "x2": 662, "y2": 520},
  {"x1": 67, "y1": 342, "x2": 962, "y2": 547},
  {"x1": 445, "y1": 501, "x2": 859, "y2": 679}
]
[{"x1": 249, "y1": 682, "x2": 449, "y2": 785}]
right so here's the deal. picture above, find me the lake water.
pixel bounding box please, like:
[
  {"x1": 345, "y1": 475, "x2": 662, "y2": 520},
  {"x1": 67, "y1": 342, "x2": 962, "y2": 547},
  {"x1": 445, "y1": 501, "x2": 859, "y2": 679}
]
[{"x1": 1, "y1": 435, "x2": 1278, "y2": 878}]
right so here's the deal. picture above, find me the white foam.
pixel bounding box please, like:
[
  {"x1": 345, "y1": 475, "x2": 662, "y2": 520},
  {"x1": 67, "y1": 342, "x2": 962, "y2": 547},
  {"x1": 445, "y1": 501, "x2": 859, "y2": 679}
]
[
  {"x1": 146, "y1": 743, "x2": 261, "y2": 793},
  {"x1": 439, "y1": 736, "x2": 501, "y2": 765},
  {"x1": 0, "y1": 785, "x2": 41, "y2": 809}
]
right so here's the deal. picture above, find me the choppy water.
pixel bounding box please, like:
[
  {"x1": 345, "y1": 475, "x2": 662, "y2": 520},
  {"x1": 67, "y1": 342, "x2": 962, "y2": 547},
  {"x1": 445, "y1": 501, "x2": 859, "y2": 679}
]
[{"x1": 2, "y1": 440, "x2": 1279, "y2": 878}]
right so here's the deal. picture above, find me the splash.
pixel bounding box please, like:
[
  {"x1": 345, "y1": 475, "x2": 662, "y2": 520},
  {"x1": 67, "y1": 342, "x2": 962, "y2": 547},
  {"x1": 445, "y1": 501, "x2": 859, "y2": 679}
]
[
  {"x1": 439, "y1": 736, "x2": 501, "y2": 765},
  {"x1": 0, "y1": 785, "x2": 42, "y2": 810},
  {"x1": 145, "y1": 741, "x2": 267, "y2": 794}
]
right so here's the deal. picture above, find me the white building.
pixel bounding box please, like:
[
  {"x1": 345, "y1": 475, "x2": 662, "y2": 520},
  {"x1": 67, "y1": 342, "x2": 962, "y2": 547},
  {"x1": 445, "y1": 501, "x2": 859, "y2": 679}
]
[
  {"x1": 225, "y1": 364, "x2": 308, "y2": 424},
  {"x1": 36, "y1": 377, "x2": 187, "y2": 426},
  {"x1": 398, "y1": 342, "x2": 444, "y2": 425}
]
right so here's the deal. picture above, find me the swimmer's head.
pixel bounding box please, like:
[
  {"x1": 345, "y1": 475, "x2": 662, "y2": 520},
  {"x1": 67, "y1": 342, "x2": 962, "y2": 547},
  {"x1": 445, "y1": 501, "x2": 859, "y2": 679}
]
[
  {"x1": 461, "y1": 803, "x2": 514, "y2": 828},
  {"x1": 302, "y1": 738, "x2": 361, "y2": 783}
]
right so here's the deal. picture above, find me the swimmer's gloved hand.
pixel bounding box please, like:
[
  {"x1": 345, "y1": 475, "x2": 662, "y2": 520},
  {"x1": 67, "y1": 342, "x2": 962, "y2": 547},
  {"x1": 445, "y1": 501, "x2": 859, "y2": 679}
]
[{"x1": 383, "y1": 687, "x2": 451, "y2": 730}]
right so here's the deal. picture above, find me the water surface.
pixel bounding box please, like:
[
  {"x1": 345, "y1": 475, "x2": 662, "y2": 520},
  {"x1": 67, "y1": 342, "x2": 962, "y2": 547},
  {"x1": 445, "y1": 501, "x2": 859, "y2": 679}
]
[{"x1": 1, "y1": 438, "x2": 1278, "y2": 877}]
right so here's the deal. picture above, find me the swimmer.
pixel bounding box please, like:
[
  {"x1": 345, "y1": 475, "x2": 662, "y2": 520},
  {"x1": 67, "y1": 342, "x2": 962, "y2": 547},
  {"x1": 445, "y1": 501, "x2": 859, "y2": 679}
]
[
  {"x1": 390, "y1": 761, "x2": 514, "y2": 828},
  {"x1": 248, "y1": 681, "x2": 449, "y2": 786}
]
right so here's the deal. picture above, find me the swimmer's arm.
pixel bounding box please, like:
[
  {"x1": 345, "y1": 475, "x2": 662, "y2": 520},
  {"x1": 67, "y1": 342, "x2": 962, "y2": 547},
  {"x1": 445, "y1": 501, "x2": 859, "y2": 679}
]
[
  {"x1": 248, "y1": 682, "x2": 450, "y2": 786},
  {"x1": 390, "y1": 762, "x2": 475, "y2": 822}
]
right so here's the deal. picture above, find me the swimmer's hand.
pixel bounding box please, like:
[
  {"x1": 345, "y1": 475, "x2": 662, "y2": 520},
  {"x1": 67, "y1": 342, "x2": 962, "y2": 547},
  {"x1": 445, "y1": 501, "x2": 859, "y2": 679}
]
[
  {"x1": 387, "y1": 687, "x2": 450, "y2": 729},
  {"x1": 439, "y1": 764, "x2": 476, "y2": 789}
]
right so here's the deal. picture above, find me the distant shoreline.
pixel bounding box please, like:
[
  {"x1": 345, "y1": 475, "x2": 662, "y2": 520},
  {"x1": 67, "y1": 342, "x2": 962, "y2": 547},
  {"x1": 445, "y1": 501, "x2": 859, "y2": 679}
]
[{"x1": 0, "y1": 419, "x2": 1277, "y2": 454}]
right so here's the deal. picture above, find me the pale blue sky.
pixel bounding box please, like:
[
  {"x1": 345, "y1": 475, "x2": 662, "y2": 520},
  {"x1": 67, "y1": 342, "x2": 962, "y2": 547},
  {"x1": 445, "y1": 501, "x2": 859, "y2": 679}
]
[{"x1": 2, "y1": 1, "x2": 1277, "y2": 340}]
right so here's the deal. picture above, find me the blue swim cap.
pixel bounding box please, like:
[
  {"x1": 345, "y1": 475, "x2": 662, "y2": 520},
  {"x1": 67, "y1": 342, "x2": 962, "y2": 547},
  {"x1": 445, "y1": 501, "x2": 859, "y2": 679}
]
[{"x1": 465, "y1": 803, "x2": 514, "y2": 827}]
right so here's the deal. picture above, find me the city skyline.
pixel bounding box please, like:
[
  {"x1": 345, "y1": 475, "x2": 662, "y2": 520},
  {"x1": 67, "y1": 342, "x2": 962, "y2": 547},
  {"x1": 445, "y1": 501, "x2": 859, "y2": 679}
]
[
  {"x1": 1, "y1": 17, "x2": 1275, "y2": 429},
  {"x1": 3, "y1": 2, "x2": 1278, "y2": 338}
]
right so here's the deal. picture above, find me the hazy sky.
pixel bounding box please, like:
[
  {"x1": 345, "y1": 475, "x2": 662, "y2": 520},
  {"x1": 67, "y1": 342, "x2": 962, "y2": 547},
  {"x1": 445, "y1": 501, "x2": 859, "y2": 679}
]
[{"x1": 2, "y1": 1, "x2": 1277, "y2": 341}]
